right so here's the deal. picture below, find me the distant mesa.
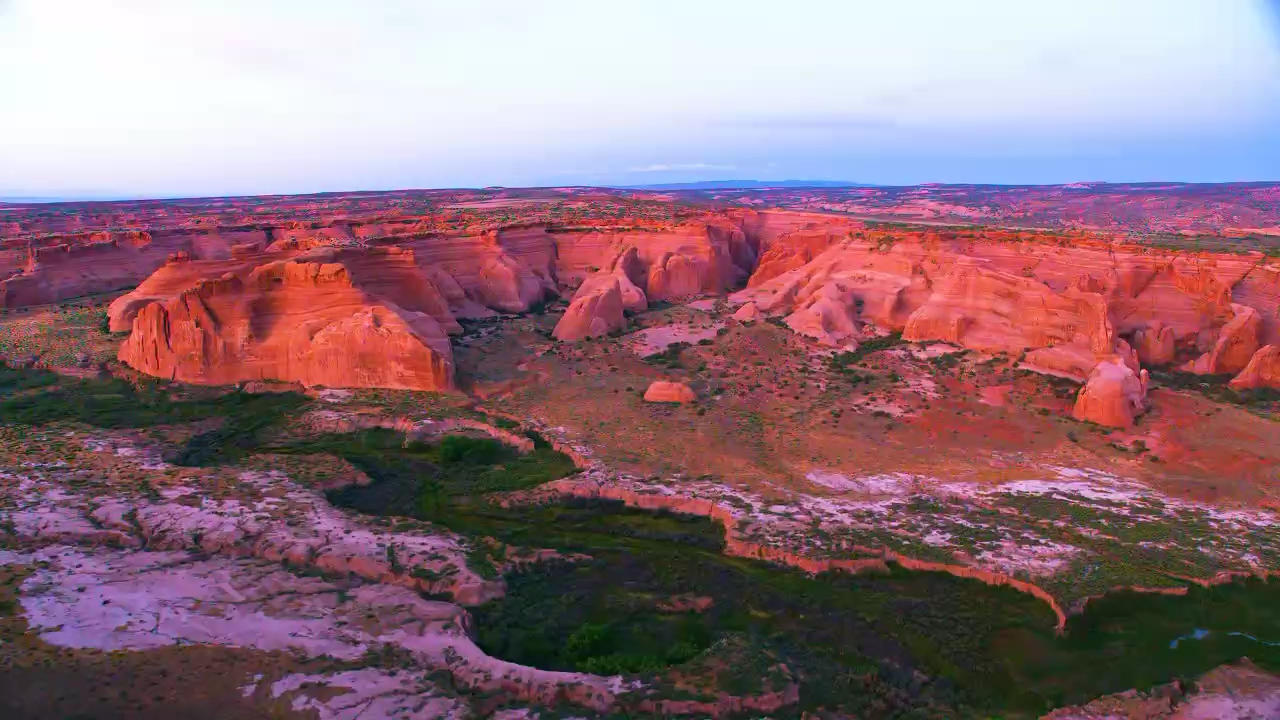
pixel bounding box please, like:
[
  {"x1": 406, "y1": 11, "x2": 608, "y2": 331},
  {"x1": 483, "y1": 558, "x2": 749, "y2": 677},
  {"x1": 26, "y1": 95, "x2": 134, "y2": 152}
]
[{"x1": 626, "y1": 179, "x2": 870, "y2": 191}]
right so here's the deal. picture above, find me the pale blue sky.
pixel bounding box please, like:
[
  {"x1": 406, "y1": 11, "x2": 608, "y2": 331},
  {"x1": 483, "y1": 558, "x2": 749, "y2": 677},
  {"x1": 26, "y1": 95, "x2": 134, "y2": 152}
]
[{"x1": 1, "y1": 0, "x2": 1278, "y2": 196}]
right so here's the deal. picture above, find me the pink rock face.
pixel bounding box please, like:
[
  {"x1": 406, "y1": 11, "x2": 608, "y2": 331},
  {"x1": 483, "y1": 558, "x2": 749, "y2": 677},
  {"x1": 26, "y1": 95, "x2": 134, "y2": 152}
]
[
  {"x1": 1072, "y1": 357, "x2": 1149, "y2": 428},
  {"x1": 732, "y1": 302, "x2": 763, "y2": 322},
  {"x1": 903, "y1": 259, "x2": 1114, "y2": 377},
  {"x1": 784, "y1": 283, "x2": 861, "y2": 347},
  {"x1": 1184, "y1": 304, "x2": 1262, "y2": 375},
  {"x1": 734, "y1": 227, "x2": 1280, "y2": 381},
  {"x1": 552, "y1": 277, "x2": 627, "y2": 341},
  {"x1": 609, "y1": 247, "x2": 650, "y2": 311},
  {"x1": 647, "y1": 252, "x2": 706, "y2": 301},
  {"x1": 476, "y1": 253, "x2": 551, "y2": 313},
  {"x1": 1131, "y1": 322, "x2": 1177, "y2": 366},
  {"x1": 1229, "y1": 344, "x2": 1280, "y2": 390},
  {"x1": 643, "y1": 381, "x2": 696, "y2": 403},
  {"x1": 552, "y1": 247, "x2": 650, "y2": 341},
  {"x1": 113, "y1": 251, "x2": 455, "y2": 391}
]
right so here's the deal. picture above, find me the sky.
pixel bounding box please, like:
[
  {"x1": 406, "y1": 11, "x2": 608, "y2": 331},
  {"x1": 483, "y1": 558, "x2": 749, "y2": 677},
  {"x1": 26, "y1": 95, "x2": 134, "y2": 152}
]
[{"x1": 1, "y1": 0, "x2": 1279, "y2": 198}]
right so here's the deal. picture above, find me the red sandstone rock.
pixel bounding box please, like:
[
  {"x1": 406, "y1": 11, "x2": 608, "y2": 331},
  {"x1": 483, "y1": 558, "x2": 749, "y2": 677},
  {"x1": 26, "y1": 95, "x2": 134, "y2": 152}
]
[
  {"x1": 784, "y1": 282, "x2": 861, "y2": 347},
  {"x1": 732, "y1": 301, "x2": 762, "y2": 322},
  {"x1": 1183, "y1": 303, "x2": 1261, "y2": 375},
  {"x1": 1132, "y1": 321, "x2": 1177, "y2": 366},
  {"x1": 1072, "y1": 357, "x2": 1149, "y2": 427},
  {"x1": 552, "y1": 277, "x2": 627, "y2": 341},
  {"x1": 552, "y1": 247, "x2": 650, "y2": 341},
  {"x1": 16, "y1": 197, "x2": 1280, "y2": 401},
  {"x1": 1229, "y1": 344, "x2": 1280, "y2": 390},
  {"x1": 476, "y1": 252, "x2": 551, "y2": 312},
  {"x1": 904, "y1": 259, "x2": 1114, "y2": 377},
  {"x1": 643, "y1": 381, "x2": 696, "y2": 403},
  {"x1": 113, "y1": 252, "x2": 455, "y2": 391},
  {"x1": 647, "y1": 252, "x2": 705, "y2": 300}
]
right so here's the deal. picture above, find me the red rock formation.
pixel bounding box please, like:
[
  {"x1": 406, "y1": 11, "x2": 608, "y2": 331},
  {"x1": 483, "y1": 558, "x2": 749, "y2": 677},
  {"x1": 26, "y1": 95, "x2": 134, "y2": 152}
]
[
  {"x1": 1229, "y1": 344, "x2": 1280, "y2": 390},
  {"x1": 784, "y1": 282, "x2": 861, "y2": 347},
  {"x1": 13, "y1": 192, "x2": 1280, "y2": 401},
  {"x1": 553, "y1": 277, "x2": 627, "y2": 341},
  {"x1": 1072, "y1": 357, "x2": 1149, "y2": 427},
  {"x1": 647, "y1": 252, "x2": 706, "y2": 300},
  {"x1": 113, "y1": 251, "x2": 455, "y2": 390},
  {"x1": 476, "y1": 251, "x2": 551, "y2": 312},
  {"x1": 1131, "y1": 321, "x2": 1177, "y2": 366},
  {"x1": 1183, "y1": 303, "x2": 1261, "y2": 375},
  {"x1": 552, "y1": 247, "x2": 651, "y2": 341},
  {"x1": 643, "y1": 381, "x2": 696, "y2": 403},
  {"x1": 732, "y1": 302, "x2": 763, "y2": 322},
  {"x1": 904, "y1": 259, "x2": 1114, "y2": 378}
]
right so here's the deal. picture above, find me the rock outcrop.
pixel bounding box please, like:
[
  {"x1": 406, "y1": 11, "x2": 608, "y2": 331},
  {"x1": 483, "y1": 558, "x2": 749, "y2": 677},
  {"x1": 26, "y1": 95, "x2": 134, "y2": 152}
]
[
  {"x1": 1043, "y1": 659, "x2": 1280, "y2": 720},
  {"x1": 15, "y1": 197, "x2": 1280, "y2": 401},
  {"x1": 0, "y1": 230, "x2": 238, "y2": 308},
  {"x1": 643, "y1": 381, "x2": 696, "y2": 403},
  {"x1": 732, "y1": 302, "x2": 763, "y2": 322},
  {"x1": 553, "y1": 277, "x2": 627, "y2": 342},
  {"x1": 552, "y1": 247, "x2": 648, "y2": 341},
  {"x1": 1131, "y1": 321, "x2": 1177, "y2": 366},
  {"x1": 903, "y1": 259, "x2": 1114, "y2": 378},
  {"x1": 647, "y1": 252, "x2": 707, "y2": 300},
  {"x1": 1229, "y1": 344, "x2": 1280, "y2": 390},
  {"x1": 784, "y1": 283, "x2": 861, "y2": 347},
  {"x1": 113, "y1": 250, "x2": 455, "y2": 390},
  {"x1": 1183, "y1": 303, "x2": 1261, "y2": 375},
  {"x1": 1072, "y1": 357, "x2": 1149, "y2": 427}
]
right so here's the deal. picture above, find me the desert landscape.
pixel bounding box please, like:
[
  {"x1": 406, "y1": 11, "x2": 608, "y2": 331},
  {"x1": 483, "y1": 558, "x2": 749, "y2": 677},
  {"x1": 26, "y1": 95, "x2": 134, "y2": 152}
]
[{"x1": 1, "y1": 183, "x2": 1278, "y2": 718}]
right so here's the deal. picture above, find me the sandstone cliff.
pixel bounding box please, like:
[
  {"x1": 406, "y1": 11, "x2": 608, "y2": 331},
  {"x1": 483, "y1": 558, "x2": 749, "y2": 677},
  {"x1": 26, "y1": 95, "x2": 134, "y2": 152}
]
[
  {"x1": 20, "y1": 202, "x2": 1280, "y2": 400},
  {"x1": 114, "y1": 253, "x2": 456, "y2": 390}
]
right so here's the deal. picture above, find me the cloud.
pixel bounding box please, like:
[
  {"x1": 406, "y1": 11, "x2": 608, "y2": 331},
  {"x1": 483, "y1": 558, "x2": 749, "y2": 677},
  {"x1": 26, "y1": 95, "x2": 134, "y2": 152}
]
[{"x1": 628, "y1": 163, "x2": 736, "y2": 173}]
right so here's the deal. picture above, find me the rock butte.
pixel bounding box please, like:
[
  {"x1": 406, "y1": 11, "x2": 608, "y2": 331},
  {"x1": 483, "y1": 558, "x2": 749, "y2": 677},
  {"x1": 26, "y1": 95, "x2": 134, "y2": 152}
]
[{"x1": 7, "y1": 204, "x2": 1280, "y2": 425}]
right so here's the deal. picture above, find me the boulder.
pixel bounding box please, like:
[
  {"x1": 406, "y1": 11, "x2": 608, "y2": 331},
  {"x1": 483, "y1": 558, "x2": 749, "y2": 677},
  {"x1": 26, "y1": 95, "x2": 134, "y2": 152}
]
[
  {"x1": 732, "y1": 302, "x2": 762, "y2": 322},
  {"x1": 1229, "y1": 344, "x2": 1280, "y2": 390},
  {"x1": 643, "y1": 381, "x2": 696, "y2": 403},
  {"x1": 1072, "y1": 357, "x2": 1149, "y2": 428}
]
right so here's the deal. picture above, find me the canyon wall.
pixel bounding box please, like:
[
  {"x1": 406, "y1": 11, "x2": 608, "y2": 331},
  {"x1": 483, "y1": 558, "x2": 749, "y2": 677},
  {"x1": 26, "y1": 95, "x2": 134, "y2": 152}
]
[
  {"x1": 105, "y1": 214, "x2": 767, "y2": 389},
  {"x1": 11, "y1": 200, "x2": 1279, "y2": 403},
  {"x1": 732, "y1": 224, "x2": 1280, "y2": 420}
]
